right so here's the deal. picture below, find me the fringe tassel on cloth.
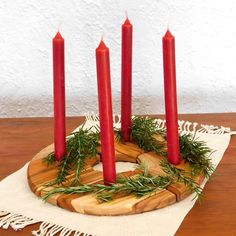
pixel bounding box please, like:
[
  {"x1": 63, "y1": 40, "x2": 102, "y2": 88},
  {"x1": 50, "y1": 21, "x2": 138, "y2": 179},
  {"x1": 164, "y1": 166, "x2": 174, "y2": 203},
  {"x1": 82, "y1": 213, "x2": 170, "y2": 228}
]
[
  {"x1": 0, "y1": 113, "x2": 233, "y2": 235},
  {"x1": 0, "y1": 211, "x2": 90, "y2": 236},
  {"x1": 0, "y1": 211, "x2": 38, "y2": 231},
  {"x1": 31, "y1": 221, "x2": 90, "y2": 236},
  {"x1": 85, "y1": 113, "x2": 232, "y2": 136}
]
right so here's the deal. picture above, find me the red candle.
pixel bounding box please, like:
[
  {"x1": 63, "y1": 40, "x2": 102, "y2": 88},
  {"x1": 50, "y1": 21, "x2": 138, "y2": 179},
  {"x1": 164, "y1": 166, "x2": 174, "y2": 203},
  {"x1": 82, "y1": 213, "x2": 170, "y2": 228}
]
[
  {"x1": 96, "y1": 40, "x2": 116, "y2": 184},
  {"x1": 121, "y1": 17, "x2": 133, "y2": 142},
  {"x1": 162, "y1": 29, "x2": 180, "y2": 165},
  {"x1": 53, "y1": 32, "x2": 66, "y2": 161}
]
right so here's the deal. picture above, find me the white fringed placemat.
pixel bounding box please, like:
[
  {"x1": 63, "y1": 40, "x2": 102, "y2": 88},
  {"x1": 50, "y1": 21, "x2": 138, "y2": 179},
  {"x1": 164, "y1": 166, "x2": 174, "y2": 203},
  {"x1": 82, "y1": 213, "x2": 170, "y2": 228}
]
[{"x1": 0, "y1": 115, "x2": 234, "y2": 236}]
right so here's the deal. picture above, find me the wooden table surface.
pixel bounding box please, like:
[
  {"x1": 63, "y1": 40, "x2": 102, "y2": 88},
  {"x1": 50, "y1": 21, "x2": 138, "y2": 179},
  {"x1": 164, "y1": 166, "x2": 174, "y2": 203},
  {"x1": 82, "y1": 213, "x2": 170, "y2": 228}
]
[{"x1": 0, "y1": 113, "x2": 236, "y2": 236}]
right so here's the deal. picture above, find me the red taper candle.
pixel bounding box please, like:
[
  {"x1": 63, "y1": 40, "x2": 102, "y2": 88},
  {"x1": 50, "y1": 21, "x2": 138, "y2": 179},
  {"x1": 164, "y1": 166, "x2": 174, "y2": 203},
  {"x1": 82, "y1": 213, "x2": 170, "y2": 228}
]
[
  {"x1": 96, "y1": 40, "x2": 116, "y2": 184},
  {"x1": 121, "y1": 17, "x2": 133, "y2": 141},
  {"x1": 162, "y1": 29, "x2": 180, "y2": 165},
  {"x1": 53, "y1": 32, "x2": 66, "y2": 161}
]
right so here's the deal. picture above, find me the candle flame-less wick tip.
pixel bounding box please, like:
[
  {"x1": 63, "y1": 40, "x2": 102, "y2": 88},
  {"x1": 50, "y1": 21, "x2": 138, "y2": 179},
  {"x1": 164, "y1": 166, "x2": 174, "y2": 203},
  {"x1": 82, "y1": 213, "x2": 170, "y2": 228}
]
[
  {"x1": 164, "y1": 28, "x2": 174, "y2": 38},
  {"x1": 100, "y1": 32, "x2": 106, "y2": 44},
  {"x1": 97, "y1": 39, "x2": 108, "y2": 50},
  {"x1": 58, "y1": 21, "x2": 62, "y2": 32},
  {"x1": 124, "y1": 15, "x2": 131, "y2": 25},
  {"x1": 55, "y1": 31, "x2": 63, "y2": 39}
]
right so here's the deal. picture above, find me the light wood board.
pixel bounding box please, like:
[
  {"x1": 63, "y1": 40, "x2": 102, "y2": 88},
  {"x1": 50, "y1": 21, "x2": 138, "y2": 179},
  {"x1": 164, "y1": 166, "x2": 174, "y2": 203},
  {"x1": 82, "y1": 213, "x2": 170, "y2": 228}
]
[{"x1": 27, "y1": 136, "x2": 204, "y2": 216}]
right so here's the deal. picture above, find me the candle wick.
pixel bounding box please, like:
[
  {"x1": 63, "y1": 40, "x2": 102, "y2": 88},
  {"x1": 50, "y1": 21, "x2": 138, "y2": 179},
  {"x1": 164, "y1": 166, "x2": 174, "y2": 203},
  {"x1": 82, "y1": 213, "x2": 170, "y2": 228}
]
[
  {"x1": 101, "y1": 32, "x2": 105, "y2": 41},
  {"x1": 167, "y1": 20, "x2": 170, "y2": 31},
  {"x1": 58, "y1": 21, "x2": 62, "y2": 32},
  {"x1": 125, "y1": 10, "x2": 128, "y2": 19}
]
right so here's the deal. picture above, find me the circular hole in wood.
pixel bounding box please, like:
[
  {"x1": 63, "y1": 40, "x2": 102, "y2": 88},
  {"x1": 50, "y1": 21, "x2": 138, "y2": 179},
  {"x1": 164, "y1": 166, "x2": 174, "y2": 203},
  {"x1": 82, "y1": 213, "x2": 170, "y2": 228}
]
[{"x1": 93, "y1": 161, "x2": 138, "y2": 173}]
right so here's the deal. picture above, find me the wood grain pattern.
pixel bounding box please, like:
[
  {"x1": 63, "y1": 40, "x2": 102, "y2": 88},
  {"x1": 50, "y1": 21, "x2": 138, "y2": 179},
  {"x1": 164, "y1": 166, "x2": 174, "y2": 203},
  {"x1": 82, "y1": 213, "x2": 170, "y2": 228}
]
[
  {"x1": 1, "y1": 114, "x2": 236, "y2": 235},
  {"x1": 27, "y1": 133, "x2": 203, "y2": 216}
]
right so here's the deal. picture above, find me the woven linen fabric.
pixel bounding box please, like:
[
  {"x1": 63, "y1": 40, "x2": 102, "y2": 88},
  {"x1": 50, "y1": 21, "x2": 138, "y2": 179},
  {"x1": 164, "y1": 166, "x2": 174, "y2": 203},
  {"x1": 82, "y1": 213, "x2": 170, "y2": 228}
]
[{"x1": 0, "y1": 117, "x2": 233, "y2": 236}]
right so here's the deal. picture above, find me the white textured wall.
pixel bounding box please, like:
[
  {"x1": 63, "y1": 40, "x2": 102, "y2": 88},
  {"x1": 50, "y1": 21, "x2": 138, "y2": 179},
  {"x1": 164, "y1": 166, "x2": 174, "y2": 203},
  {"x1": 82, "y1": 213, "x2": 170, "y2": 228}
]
[{"x1": 0, "y1": 0, "x2": 236, "y2": 117}]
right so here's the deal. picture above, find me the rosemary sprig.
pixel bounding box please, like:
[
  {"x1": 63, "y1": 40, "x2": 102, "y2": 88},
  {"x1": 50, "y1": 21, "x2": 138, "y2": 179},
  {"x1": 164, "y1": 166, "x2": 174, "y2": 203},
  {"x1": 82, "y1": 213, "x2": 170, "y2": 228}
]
[
  {"x1": 96, "y1": 173, "x2": 172, "y2": 202},
  {"x1": 43, "y1": 185, "x2": 94, "y2": 200},
  {"x1": 45, "y1": 126, "x2": 100, "y2": 186},
  {"x1": 43, "y1": 152, "x2": 56, "y2": 166},
  {"x1": 160, "y1": 158, "x2": 202, "y2": 200},
  {"x1": 131, "y1": 116, "x2": 166, "y2": 156},
  {"x1": 179, "y1": 134, "x2": 215, "y2": 179},
  {"x1": 114, "y1": 127, "x2": 123, "y2": 143},
  {"x1": 43, "y1": 169, "x2": 173, "y2": 202}
]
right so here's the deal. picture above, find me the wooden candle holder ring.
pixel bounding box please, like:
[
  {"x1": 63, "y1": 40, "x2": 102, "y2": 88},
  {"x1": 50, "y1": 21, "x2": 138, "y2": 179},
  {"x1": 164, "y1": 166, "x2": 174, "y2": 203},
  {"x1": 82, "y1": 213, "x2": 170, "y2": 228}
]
[{"x1": 27, "y1": 139, "x2": 204, "y2": 216}]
